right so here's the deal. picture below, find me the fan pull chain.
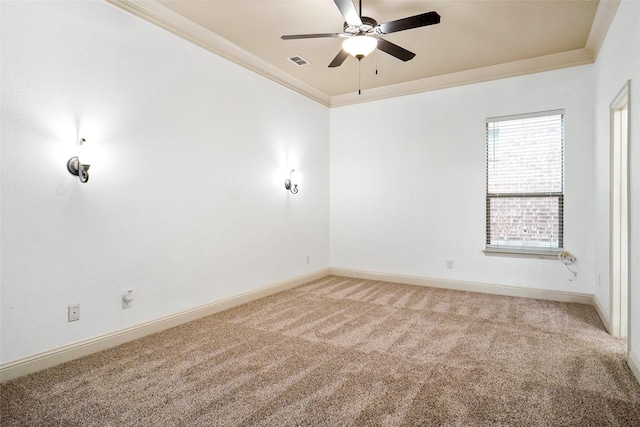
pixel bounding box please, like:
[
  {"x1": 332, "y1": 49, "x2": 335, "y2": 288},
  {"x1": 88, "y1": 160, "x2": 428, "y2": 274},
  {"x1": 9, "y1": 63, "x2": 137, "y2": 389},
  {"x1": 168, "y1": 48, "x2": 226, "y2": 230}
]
[
  {"x1": 358, "y1": 60, "x2": 361, "y2": 95},
  {"x1": 375, "y1": 49, "x2": 378, "y2": 75}
]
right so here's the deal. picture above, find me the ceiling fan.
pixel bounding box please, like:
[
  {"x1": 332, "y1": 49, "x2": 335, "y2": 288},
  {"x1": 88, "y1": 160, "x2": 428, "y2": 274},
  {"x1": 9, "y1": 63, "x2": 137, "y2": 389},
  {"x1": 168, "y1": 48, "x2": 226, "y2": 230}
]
[{"x1": 281, "y1": 0, "x2": 440, "y2": 68}]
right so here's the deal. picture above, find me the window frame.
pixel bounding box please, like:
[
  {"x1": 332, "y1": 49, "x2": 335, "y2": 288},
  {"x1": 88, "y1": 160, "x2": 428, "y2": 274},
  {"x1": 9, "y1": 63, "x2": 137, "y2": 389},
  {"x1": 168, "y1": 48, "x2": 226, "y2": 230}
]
[{"x1": 484, "y1": 109, "x2": 565, "y2": 258}]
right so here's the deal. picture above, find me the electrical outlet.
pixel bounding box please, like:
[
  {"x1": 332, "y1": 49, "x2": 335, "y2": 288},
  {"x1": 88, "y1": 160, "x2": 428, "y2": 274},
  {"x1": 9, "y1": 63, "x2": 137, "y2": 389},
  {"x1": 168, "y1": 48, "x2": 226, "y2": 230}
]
[
  {"x1": 306, "y1": 255, "x2": 310, "y2": 264},
  {"x1": 68, "y1": 304, "x2": 80, "y2": 322},
  {"x1": 446, "y1": 260, "x2": 454, "y2": 269}
]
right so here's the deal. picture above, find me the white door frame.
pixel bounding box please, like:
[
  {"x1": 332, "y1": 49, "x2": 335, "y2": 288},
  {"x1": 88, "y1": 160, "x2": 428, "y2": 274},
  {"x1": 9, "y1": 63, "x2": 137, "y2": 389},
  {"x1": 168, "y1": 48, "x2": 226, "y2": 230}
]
[{"x1": 610, "y1": 80, "x2": 630, "y2": 338}]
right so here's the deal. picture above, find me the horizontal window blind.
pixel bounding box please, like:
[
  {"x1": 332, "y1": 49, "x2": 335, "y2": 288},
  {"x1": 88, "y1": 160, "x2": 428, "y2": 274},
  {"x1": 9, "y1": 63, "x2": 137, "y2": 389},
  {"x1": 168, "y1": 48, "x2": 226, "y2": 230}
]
[{"x1": 486, "y1": 110, "x2": 564, "y2": 252}]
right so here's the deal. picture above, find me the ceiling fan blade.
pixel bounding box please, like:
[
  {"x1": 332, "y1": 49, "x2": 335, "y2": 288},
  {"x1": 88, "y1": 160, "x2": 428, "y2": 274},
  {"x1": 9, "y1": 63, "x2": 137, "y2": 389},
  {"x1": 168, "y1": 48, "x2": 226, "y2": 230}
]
[
  {"x1": 376, "y1": 38, "x2": 415, "y2": 61},
  {"x1": 328, "y1": 49, "x2": 350, "y2": 68},
  {"x1": 378, "y1": 11, "x2": 440, "y2": 34},
  {"x1": 281, "y1": 33, "x2": 343, "y2": 40},
  {"x1": 333, "y1": 0, "x2": 362, "y2": 26}
]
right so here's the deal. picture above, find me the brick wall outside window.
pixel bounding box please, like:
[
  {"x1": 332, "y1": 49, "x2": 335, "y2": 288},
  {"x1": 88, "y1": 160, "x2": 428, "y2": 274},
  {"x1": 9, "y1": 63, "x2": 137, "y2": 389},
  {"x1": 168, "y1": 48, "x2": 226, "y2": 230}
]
[{"x1": 486, "y1": 112, "x2": 564, "y2": 251}]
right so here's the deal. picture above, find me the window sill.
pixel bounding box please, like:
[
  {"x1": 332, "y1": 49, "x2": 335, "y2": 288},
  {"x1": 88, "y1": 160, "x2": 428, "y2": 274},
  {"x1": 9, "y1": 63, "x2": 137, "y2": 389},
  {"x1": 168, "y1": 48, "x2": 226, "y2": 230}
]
[{"x1": 483, "y1": 247, "x2": 562, "y2": 260}]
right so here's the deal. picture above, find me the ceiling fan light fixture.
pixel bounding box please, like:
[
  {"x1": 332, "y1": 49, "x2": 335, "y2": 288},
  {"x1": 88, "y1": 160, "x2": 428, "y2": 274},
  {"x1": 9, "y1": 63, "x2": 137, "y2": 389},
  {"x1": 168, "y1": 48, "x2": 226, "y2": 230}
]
[
  {"x1": 282, "y1": 1, "x2": 440, "y2": 68},
  {"x1": 342, "y1": 36, "x2": 377, "y2": 60}
]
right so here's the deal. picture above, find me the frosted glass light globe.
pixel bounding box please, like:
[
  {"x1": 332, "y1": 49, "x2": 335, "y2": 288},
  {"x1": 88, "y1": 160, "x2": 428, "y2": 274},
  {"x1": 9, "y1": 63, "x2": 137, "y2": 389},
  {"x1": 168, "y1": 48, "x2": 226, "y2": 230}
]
[{"x1": 342, "y1": 36, "x2": 377, "y2": 59}]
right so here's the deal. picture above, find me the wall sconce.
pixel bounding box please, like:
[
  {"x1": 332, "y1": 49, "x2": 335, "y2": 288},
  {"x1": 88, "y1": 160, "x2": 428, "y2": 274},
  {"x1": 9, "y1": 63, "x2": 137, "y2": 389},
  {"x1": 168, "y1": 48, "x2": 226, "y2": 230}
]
[
  {"x1": 67, "y1": 138, "x2": 91, "y2": 183},
  {"x1": 284, "y1": 169, "x2": 299, "y2": 194}
]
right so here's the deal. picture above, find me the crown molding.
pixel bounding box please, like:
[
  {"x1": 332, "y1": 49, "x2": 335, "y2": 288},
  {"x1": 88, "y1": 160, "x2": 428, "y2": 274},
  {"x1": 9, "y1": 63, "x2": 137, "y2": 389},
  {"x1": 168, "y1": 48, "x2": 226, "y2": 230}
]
[
  {"x1": 105, "y1": 0, "x2": 331, "y2": 107},
  {"x1": 107, "y1": 0, "x2": 607, "y2": 109},
  {"x1": 586, "y1": 0, "x2": 621, "y2": 60},
  {"x1": 330, "y1": 48, "x2": 594, "y2": 107}
]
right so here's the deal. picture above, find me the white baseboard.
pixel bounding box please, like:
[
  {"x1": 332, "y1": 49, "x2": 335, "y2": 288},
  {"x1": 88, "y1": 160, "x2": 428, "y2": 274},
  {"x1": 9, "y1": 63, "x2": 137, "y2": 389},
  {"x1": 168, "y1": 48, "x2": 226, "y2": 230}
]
[
  {"x1": 332, "y1": 269, "x2": 639, "y2": 387},
  {"x1": 0, "y1": 269, "x2": 329, "y2": 383},
  {"x1": 1, "y1": 268, "x2": 615, "y2": 384},
  {"x1": 592, "y1": 295, "x2": 612, "y2": 334},
  {"x1": 628, "y1": 349, "x2": 640, "y2": 386},
  {"x1": 329, "y1": 268, "x2": 594, "y2": 305}
]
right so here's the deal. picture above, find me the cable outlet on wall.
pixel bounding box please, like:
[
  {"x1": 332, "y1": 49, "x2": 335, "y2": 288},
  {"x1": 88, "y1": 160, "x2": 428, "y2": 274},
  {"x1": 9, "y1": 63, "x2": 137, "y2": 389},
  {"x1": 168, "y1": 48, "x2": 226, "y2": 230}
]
[
  {"x1": 446, "y1": 260, "x2": 454, "y2": 269},
  {"x1": 68, "y1": 304, "x2": 80, "y2": 322},
  {"x1": 122, "y1": 289, "x2": 134, "y2": 309}
]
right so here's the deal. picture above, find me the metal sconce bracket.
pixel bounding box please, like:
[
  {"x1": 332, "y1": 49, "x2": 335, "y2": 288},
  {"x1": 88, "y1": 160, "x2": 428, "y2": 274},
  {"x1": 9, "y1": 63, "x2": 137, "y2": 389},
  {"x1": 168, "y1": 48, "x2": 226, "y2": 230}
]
[
  {"x1": 284, "y1": 169, "x2": 298, "y2": 194},
  {"x1": 67, "y1": 138, "x2": 91, "y2": 183}
]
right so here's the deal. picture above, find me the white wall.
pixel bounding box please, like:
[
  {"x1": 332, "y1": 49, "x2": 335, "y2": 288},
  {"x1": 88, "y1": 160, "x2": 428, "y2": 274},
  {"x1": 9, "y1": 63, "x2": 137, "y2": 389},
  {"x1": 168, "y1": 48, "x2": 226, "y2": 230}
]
[
  {"x1": 2, "y1": 0, "x2": 637, "y2": 379},
  {"x1": 330, "y1": 65, "x2": 595, "y2": 294},
  {"x1": 592, "y1": 0, "x2": 640, "y2": 366},
  {"x1": 1, "y1": 1, "x2": 329, "y2": 364}
]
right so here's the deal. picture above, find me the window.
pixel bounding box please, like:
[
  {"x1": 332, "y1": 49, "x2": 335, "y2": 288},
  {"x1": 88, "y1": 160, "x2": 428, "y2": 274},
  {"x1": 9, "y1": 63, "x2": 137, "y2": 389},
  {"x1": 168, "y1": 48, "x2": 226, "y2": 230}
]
[{"x1": 485, "y1": 110, "x2": 564, "y2": 254}]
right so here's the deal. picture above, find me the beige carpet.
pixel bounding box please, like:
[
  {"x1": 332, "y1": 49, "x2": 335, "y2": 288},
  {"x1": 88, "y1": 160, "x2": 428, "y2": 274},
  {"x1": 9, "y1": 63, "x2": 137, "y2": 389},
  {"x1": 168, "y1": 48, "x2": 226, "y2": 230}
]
[{"x1": 2, "y1": 276, "x2": 639, "y2": 426}]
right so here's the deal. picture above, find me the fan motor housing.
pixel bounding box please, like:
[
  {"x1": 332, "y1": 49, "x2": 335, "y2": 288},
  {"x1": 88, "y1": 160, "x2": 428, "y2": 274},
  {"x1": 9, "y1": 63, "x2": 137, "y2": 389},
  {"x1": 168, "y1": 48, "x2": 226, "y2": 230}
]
[{"x1": 344, "y1": 16, "x2": 378, "y2": 35}]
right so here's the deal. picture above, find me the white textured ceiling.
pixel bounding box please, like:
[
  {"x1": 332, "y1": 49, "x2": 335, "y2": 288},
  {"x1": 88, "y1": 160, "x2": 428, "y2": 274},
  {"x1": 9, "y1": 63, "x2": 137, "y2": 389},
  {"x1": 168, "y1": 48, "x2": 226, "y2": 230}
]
[{"x1": 108, "y1": 0, "x2": 616, "y2": 106}]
